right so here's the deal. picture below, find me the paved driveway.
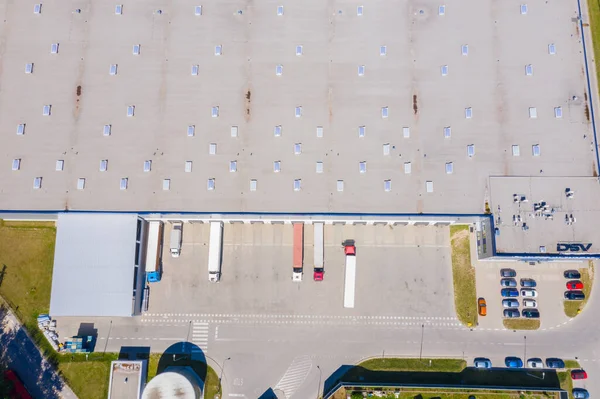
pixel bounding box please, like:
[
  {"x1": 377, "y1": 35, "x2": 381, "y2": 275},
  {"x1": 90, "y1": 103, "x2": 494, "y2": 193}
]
[{"x1": 149, "y1": 223, "x2": 456, "y2": 318}]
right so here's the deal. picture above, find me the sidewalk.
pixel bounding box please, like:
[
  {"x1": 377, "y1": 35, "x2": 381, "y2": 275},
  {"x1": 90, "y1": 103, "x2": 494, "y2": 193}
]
[{"x1": 0, "y1": 305, "x2": 78, "y2": 399}]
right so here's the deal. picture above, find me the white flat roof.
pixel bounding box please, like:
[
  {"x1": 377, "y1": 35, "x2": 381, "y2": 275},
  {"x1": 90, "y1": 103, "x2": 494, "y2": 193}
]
[
  {"x1": 49, "y1": 213, "x2": 139, "y2": 317},
  {"x1": 0, "y1": 0, "x2": 595, "y2": 215}
]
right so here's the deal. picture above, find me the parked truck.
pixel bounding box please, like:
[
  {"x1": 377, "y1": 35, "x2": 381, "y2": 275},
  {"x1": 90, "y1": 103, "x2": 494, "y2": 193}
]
[
  {"x1": 292, "y1": 223, "x2": 304, "y2": 282},
  {"x1": 145, "y1": 221, "x2": 163, "y2": 283},
  {"x1": 170, "y1": 222, "x2": 183, "y2": 257},
  {"x1": 343, "y1": 240, "x2": 356, "y2": 308},
  {"x1": 313, "y1": 222, "x2": 324, "y2": 281},
  {"x1": 208, "y1": 221, "x2": 223, "y2": 282}
]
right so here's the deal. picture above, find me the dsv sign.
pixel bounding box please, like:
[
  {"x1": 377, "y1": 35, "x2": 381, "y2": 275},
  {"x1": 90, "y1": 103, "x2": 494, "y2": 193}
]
[{"x1": 557, "y1": 243, "x2": 592, "y2": 252}]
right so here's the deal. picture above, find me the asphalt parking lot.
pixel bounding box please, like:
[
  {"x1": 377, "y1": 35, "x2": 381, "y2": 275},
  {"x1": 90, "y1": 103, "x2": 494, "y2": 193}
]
[
  {"x1": 147, "y1": 222, "x2": 456, "y2": 318},
  {"x1": 475, "y1": 260, "x2": 586, "y2": 329}
]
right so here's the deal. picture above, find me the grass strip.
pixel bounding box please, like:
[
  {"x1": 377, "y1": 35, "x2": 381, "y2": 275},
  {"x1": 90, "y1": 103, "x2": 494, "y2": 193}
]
[
  {"x1": 449, "y1": 225, "x2": 477, "y2": 327},
  {"x1": 564, "y1": 264, "x2": 594, "y2": 317},
  {"x1": 359, "y1": 358, "x2": 467, "y2": 373},
  {"x1": 502, "y1": 319, "x2": 540, "y2": 330}
]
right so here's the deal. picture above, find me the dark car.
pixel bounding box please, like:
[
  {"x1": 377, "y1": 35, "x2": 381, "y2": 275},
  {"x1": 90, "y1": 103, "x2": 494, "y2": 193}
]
[
  {"x1": 501, "y1": 278, "x2": 517, "y2": 287},
  {"x1": 505, "y1": 357, "x2": 524, "y2": 368},
  {"x1": 565, "y1": 291, "x2": 585, "y2": 300},
  {"x1": 566, "y1": 280, "x2": 584, "y2": 290},
  {"x1": 522, "y1": 309, "x2": 540, "y2": 318},
  {"x1": 503, "y1": 309, "x2": 520, "y2": 318},
  {"x1": 564, "y1": 270, "x2": 581, "y2": 279},
  {"x1": 545, "y1": 358, "x2": 565, "y2": 369},
  {"x1": 501, "y1": 288, "x2": 519, "y2": 297},
  {"x1": 571, "y1": 369, "x2": 588, "y2": 380},
  {"x1": 520, "y1": 278, "x2": 537, "y2": 288},
  {"x1": 501, "y1": 268, "x2": 517, "y2": 278},
  {"x1": 572, "y1": 389, "x2": 590, "y2": 399}
]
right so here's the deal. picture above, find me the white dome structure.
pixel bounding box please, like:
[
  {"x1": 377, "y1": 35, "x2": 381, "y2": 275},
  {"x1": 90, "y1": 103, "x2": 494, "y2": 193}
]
[{"x1": 142, "y1": 367, "x2": 203, "y2": 399}]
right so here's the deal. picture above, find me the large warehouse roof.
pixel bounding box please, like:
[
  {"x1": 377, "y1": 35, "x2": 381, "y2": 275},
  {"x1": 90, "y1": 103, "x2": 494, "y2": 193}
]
[
  {"x1": 0, "y1": 0, "x2": 595, "y2": 214},
  {"x1": 49, "y1": 213, "x2": 138, "y2": 317}
]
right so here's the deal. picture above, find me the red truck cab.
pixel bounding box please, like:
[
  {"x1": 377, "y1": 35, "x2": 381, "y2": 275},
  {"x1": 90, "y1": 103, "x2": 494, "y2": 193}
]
[
  {"x1": 313, "y1": 268, "x2": 324, "y2": 281},
  {"x1": 344, "y1": 244, "x2": 356, "y2": 256}
]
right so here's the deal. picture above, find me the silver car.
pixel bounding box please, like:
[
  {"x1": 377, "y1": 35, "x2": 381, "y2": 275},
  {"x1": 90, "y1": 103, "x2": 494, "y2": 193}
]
[
  {"x1": 502, "y1": 299, "x2": 519, "y2": 308},
  {"x1": 523, "y1": 299, "x2": 537, "y2": 308}
]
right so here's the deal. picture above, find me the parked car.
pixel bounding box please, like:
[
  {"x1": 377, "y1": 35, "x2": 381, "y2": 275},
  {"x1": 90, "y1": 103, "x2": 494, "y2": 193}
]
[
  {"x1": 505, "y1": 357, "x2": 523, "y2": 368},
  {"x1": 564, "y1": 270, "x2": 581, "y2": 279},
  {"x1": 503, "y1": 309, "x2": 520, "y2": 318},
  {"x1": 501, "y1": 268, "x2": 517, "y2": 278},
  {"x1": 572, "y1": 389, "x2": 590, "y2": 399},
  {"x1": 474, "y1": 358, "x2": 492, "y2": 369},
  {"x1": 565, "y1": 291, "x2": 585, "y2": 300},
  {"x1": 571, "y1": 369, "x2": 588, "y2": 380},
  {"x1": 522, "y1": 309, "x2": 540, "y2": 318},
  {"x1": 478, "y1": 298, "x2": 487, "y2": 316},
  {"x1": 501, "y1": 278, "x2": 517, "y2": 287},
  {"x1": 545, "y1": 358, "x2": 565, "y2": 369},
  {"x1": 502, "y1": 299, "x2": 519, "y2": 308},
  {"x1": 566, "y1": 281, "x2": 584, "y2": 290},
  {"x1": 501, "y1": 288, "x2": 519, "y2": 297},
  {"x1": 520, "y1": 279, "x2": 537, "y2": 288},
  {"x1": 523, "y1": 299, "x2": 537, "y2": 308},
  {"x1": 521, "y1": 289, "x2": 538, "y2": 297},
  {"x1": 527, "y1": 358, "x2": 544, "y2": 368}
]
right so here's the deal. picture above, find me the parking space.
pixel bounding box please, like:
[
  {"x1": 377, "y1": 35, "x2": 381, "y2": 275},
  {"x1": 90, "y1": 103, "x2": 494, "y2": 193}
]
[
  {"x1": 475, "y1": 259, "x2": 586, "y2": 329},
  {"x1": 146, "y1": 223, "x2": 456, "y2": 318}
]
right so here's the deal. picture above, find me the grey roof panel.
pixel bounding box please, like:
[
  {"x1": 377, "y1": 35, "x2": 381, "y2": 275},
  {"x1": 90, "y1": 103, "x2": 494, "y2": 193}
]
[{"x1": 49, "y1": 213, "x2": 138, "y2": 317}]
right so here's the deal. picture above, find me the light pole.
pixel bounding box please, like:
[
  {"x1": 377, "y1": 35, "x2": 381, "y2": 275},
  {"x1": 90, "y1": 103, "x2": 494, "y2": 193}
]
[
  {"x1": 218, "y1": 357, "x2": 231, "y2": 394},
  {"x1": 524, "y1": 335, "x2": 527, "y2": 362},
  {"x1": 419, "y1": 324, "x2": 425, "y2": 360},
  {"x1": 316, "y1": 365, "x2": 322, "y2": 399},
  {"x1": 103, "y1": 320, "x2": 113, "y2": 356}
]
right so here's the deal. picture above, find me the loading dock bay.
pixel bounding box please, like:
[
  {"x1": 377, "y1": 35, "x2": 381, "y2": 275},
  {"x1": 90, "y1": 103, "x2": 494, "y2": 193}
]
[{"x1": 147, "y1": 222, "x2": 456, "y2": 319}]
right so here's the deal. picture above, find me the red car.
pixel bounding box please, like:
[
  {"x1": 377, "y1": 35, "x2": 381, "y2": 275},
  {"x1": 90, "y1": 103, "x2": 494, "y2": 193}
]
[
  {"x1": 566, "y1": 281, "x2": 584, "y2": 290},
  {"x1": 571, "y1": 369, "x2": 588, "y2": 380},
  {"x1": 3, "y1": 370, "x2": 33, "y2": 399}
]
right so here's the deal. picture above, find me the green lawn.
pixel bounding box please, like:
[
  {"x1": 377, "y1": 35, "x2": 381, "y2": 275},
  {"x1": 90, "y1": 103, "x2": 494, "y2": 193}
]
[
  {"x1": 0, "y1": 220, "x2": 220, "y2": 399},
  {"x1": 558, "y1": 371, "x2": 573, "y2": 399},
  {"x1": 359, "y1": 358, "x2": 467, "y2": 373},
  {"x1": 564, "y1": 360, "x2": 581, "y2": 369},
  {"x1": 0, "y1": 221, "x2": 56, "y2": 326},
  {"x1": 564, "y1": 265, "x2": 594, "y2": 317},
  {"x1": 587, "y1": 0, "x2": 600, "y2": 119},
  {"x1": 503, "y1": 319, "x2": 540, "y2": 330},
  {"x1": 449, "y1": 225, "x2": 477, "y2": 327}
]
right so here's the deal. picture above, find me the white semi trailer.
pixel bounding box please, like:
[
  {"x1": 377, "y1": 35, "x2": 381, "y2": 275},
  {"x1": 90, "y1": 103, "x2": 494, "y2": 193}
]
[{"x1": 208, "y1": 221, "x2": 223, "y2": 282}]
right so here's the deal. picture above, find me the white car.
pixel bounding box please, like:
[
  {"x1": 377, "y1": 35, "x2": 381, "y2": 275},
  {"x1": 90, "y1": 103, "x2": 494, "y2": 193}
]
[
  {"x1": 521, "y1": 289, "x2": 538, "y2": 297},
  {"x1": 523, "y1": 299, "x2": 537, "y2": 308},
  {"x1": 527, "y1": 358, "x2": 544, "y2": 368}
]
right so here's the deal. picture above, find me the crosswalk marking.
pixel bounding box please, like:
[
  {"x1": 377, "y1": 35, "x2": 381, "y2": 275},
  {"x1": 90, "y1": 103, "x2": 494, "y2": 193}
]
[
  {"x1": 191, "y1": 322, "x2": 209, "y2": 353},
  {"x1": 274, "y1": 355, "x2": 312, "y2": 398}
]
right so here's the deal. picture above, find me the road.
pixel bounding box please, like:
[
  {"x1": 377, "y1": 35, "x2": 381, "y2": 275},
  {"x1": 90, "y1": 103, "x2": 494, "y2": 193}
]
[
  {"x1": 0, "y1": 306, "x2": 78, "y2": 399},
  {"x1": 54, "y1": 296, "x2": 596, "y2": 399}
]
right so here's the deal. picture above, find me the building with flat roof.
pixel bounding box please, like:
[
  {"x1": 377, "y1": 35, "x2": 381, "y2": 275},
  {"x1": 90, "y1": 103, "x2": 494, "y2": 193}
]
[
  {"x1": 108, "y1": 360, "x2": 147, "y2": 399},
  {"x1": 0, "y1": 1, "x2": 598, "y2": 257},
  {"x1": 49, "y1": 213, "x2": 146, "y2": 317}
]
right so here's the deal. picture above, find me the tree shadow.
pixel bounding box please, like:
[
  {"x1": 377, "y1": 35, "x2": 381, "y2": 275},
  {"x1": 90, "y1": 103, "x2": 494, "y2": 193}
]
[
  {"x1": 324, "y1": 365, "x2": 563, "y2": 398},
  {"x1": 0, "y1": 304, "x2": 65, "y2": 399}
]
